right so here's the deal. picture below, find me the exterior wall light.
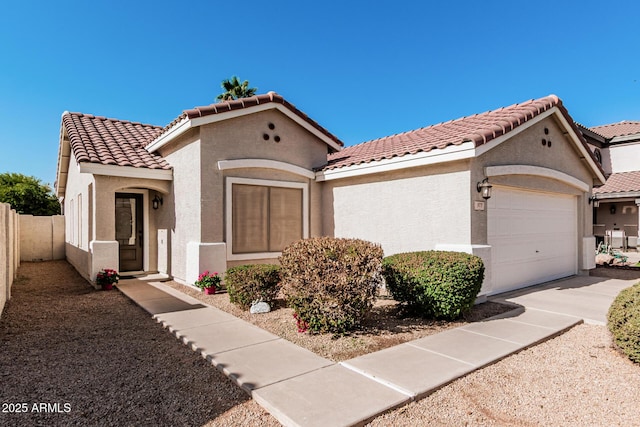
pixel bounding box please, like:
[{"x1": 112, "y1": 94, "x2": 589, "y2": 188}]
[
  {"x1": 588, "y1": 195, "x2": 600, "y2": 207},
  {"x1": 610, "y1": 204, "x2": 616, "y2": 215},
  {"x1": 152, "y1": 195, "x2": 163, "y2": 210},
  {"x1": 477, "y1": 178, "x2": 492, "y2": 200}
]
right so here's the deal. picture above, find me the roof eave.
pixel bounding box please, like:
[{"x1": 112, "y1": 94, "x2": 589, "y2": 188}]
[
  {"x1": 55, "y1": 114, "x2": 72, "y2": 199},
  {"x1": 593, "y1": 191, "x2": 640, "y2": 200},
  {"x1": 316, "y1": 142, "x2": 476, "y2": 181},
  {"x1": 550, "y1": 106, "x2": 607, "y2": 186},
  {"x1": 78, "y1": 163, "x2": 173, "y2": 181},
  {"x1": 609, "y1": 133, "x2": 640, "y2": 144}
]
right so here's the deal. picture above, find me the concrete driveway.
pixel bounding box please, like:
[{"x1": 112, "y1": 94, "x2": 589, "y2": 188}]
[{"x1": 491, "y1": 275, "x2": 637, "y2": 325}]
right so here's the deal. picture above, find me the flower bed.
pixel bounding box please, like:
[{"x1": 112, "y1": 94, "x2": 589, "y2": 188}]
[{"x1": 162, "y1": 281, "x2": 513, "y2": 362}]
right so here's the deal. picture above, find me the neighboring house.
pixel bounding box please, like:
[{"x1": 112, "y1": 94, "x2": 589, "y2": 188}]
[
  {"x1": 581, "y1": 121, "x2": 640, "y2": 249},
  {"x1": 55, "y1": 93, "x2": 604, "y2": 297}
]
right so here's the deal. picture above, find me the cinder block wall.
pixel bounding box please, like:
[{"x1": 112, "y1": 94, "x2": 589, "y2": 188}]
[
  {"x1": 19, "y1": 215, "x2": 65, "y2": 262},
  {"x1": 1, "y1": 203, "x2": 20, "y2": 319}
]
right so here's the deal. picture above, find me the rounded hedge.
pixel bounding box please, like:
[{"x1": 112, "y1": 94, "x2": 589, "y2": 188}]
[
  {"x1": 279, "y1": 237, "x2": 384, "y2": 334},
  {"x1": 382, "y1": 250, "x2": 484, "y2": 320},
  {"x1": 224, "y1": 264, "x2": 281, "y2": 310},
  {"x1": 607, "y1": 283, "x2": 640, "y2": 364}
]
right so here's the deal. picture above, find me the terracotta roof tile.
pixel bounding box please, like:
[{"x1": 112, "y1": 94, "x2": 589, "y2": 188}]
[
  {"x1": 62, "y1": 113, "x2": 171, "y2": 170},
  {"x1": 324, "y1": 95, "x2": 561, "y2": 170},
  {"x1": 590, "y1": 121, "x2": 640, "y2": 139},
  {"x1": 593, "y1": 171, "x2": 640, "y2": 195},
  {"x1": 152, "y1": 92, "x2": 343, "y2": 148}
]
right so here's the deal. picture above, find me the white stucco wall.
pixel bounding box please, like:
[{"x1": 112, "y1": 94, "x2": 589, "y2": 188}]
[
  {"x1": 329, "y1": 169, "x2": 471, "y2": 256},
  {"x1": 158, "y1": 132, "x2": 202, "y2": 283},
  {"x1": 606, "y1": 142, "x2": 640, "y2": 174},
  {"x1": 63, "y1": 153, "x2": 94, "y2": 279}
]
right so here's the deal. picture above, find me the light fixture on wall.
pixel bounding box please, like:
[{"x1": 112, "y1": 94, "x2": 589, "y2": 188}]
[
  {"x1": 152, "y1": 195, "x2": 163, "y2": 210},
  {"x1": 588, "y1": 195, "x2": 600, "y2": 207},
  {"x1": 610, "y1": 204, "x2": 616, "y2": 215},
  {"x1": 477, "y1": 178, "x2": 493, "y2": 200}
]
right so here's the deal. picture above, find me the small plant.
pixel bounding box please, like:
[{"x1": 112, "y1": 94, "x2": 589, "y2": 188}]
[
  {"x1": 382, "y1": 251, "x2": 484, "y2": 320},
  {"x1": 194, "y1": 271, "x2": 222, "y2": 290},
  {"x1": 280, "y1": 237, "x2": 383, "y2": 334},
  {"x1": 293, "y1": 312, "x2": 310, "y2": 333},
  {"x1": 96, "y1": 268, "x2": 120, "y2": 287},
  {"x1": 225, "y1": 264, "x2": 281, "y2": 310},
  {"x1": 608, "y1": 283, "x2": 640, "y2": 364}
]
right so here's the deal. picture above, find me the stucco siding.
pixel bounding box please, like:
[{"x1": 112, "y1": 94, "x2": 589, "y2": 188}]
[
  {"x1": 157, "y1": 110, "x2": 332, "y2": 282},
  {"x1": 63, "y1": 153, "x2": 94, "y2": 277},
  {"x1": 325, "y1": 164, "x2": 471, "y2": 256},
  {"x1": 607, "y1": 142, "x2": 640, "y2": 174},
  {"x1": 475, "y1": 118, "x2": 594, "y2": 188},
  {"x1": 199, "y1": 109, "x2": 329, "y2": 242},
  {"x1": 157, "y1": 130, "x2": 201, "y2": 282},
  {"x1": 472, "y1": 116, "x2": 597, "y2": 273},
  {"x1": 201, "y1": 109, "x2": 330, "y2": 170}
]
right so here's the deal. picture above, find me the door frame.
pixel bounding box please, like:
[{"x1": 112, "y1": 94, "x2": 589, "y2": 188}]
[{"x1": 115, "y1": 189, "x2": 150, "y2": 273}]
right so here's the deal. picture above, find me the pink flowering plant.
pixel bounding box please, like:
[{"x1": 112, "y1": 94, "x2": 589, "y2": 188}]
[
  {"x1": 96, "y1": 268, "x2": 120, "y2": 286},
  {"x1": 194, "y1": 270, "x2": 222, "y2": 290}
]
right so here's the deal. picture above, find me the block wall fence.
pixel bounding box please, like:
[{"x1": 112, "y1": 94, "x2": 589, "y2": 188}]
[{"x1": 0, "y1": 203, "x2": 20, "y2": 319}]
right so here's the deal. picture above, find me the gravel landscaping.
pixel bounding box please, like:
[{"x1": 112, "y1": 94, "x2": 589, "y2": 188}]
[
  {"x1": 0, "y1": 261, "x2": 277, "y2": 427},
  {"x1": 368, "y1": 324, "x2": 640, "y2": 426},
  {"x1": 162, "y1": 281, "x2": 513, "y2": 362},
  {"x1": 2, "y1": 261, "x2": 639, "y2": 426}
]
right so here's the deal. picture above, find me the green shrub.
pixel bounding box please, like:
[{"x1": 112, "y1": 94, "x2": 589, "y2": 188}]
[
  {"x1": 224, "y1": 264, "x2": 281, "y2": 310},
  {"x1": 382, "y1": 251, "x2": 484, "y2": 320},
  {"x1": 279, "y1": 237, "x2": 384, "y2": 334},
  {"x1": 607, "y1": 283, "x2": 640, "y2": 364}
]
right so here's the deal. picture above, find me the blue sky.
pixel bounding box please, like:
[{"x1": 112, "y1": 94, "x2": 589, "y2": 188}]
[{"x1": 1, "y1": 0, "x2": 639, "y2": 187}]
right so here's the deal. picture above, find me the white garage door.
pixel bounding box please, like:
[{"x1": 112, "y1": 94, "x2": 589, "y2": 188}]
[{"x1": 488, "y1": 186, "x2": 577, "y2": 295}]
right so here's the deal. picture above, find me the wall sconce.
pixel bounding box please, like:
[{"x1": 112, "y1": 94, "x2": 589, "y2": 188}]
[
  {"x1": 477, "y1": 178, "x2": 493, "y2": 200},
  {"x1": 588, "y1": 195, "x2": 600, "y2": 207},
  {"x1": 610, "y1": 204, "x2": 616, "y2": 215},
  {"x1": 152, "y1": 195, "x2": 163, "y2": 210}
]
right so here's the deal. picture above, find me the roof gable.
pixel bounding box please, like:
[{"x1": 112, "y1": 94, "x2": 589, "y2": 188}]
[
  {"x1": 325, "y1": 96, "x2": 560, "y2": 170},
  {"x1": 320, "y1": 95, "x2": 604, "y2": 185},
  {"x1": 147, "y1": 92, "x2": 343, "y2": 153}
]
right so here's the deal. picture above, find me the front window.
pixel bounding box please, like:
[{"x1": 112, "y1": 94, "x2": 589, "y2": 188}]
[{"x1": 227, "y1": 177, "x2": 308, "y2": 259}]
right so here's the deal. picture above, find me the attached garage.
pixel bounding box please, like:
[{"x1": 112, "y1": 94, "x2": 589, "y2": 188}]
[{"x1": 487, "y1": 186, "x2": 578, "y2": 295}]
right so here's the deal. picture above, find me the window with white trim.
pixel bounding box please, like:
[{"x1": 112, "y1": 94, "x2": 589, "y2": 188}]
[
  {"x1": 77, "y1": 193, "x2": 82, "y2": 249},
  {"x1": 68, "y1": 198, "x2": 75, "y2": 244},
  {"x1": 227, "y1": 178, "x2": 308, "y2": 258}
]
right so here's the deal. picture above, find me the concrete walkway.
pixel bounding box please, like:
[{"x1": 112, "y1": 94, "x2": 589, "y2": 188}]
[{"x1": 116, "y1": 274, "x2": 635, "y2": 427}]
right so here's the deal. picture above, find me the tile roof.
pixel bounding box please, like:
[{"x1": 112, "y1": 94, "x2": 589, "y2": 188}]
[
  {"x1": 593, "y1": 171, "x2": 640, "y2": 195},
  {"x1": 152, "y1": 92, "x2": 343, "y2": 149},
  {"x1": 62, "y1": 112, "x2": 171, "y2": 170},
  {"x1": 590, "y1": 121, "x2": 640, "y2": 139},
  {"x1": 324, "y1": 95, "x2": 563, "y2": 170}
]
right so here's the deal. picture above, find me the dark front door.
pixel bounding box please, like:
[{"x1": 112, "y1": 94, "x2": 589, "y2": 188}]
[{"x1": 115, "y1": 193, "x2": 143, "y2": 271}]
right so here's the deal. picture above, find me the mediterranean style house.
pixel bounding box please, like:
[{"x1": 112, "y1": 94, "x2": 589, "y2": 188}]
[
  {"x1": 55, "y1": 93, "x2": 605, "y2": 297},
  {"x1": 581, "y1": 122, "x2": 640, "y2": 250}
]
